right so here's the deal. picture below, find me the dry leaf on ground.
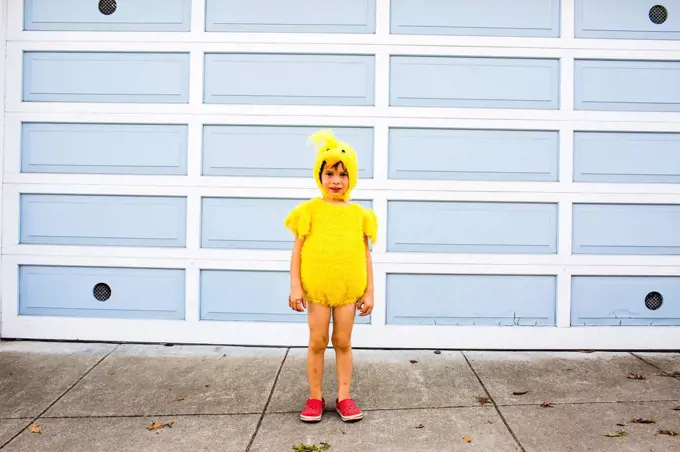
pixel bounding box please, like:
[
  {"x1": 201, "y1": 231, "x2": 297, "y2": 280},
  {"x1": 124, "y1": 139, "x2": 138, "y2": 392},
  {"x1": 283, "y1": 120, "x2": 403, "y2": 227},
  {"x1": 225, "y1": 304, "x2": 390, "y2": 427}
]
[
  {"x1": 409, "y1": 360, "x2": 418, "y2": 364},
  {"x1": 631, "y1": 418, "x2": 656, "y2": 424},
  {"x1": 463, "y1": 435, "x2": 472, "y2": 443},
  {"x1": 628, "y1": 373, "x2": 646, "y2": 380},
  {"x1": 475, "y1": 396, "x2": 490, "y2": 405},
  {"x1": 673, "y1": 406, "x2": 680, "y2": 411},
  {"x1": 27, "y1": 424, "x2": 41, "y2": 434},
  {"x1": 659, "y1": 429, "x2": 679, "y2": 436},
  {"x1": 604, "y1": 429, "x2": 628, "y2": 437},
  {"x1": 541, "y1": 401, "x2": 554, "y2": 408},
  {"x1": 513, "y1": 390, "x2": 528, "y2": 396},
  {"x1": 147, "y1": 421, "x2": 175, "y2": 431},
  {"x1": 415, "y1": 424, "x2": 424, "y2": 429}
]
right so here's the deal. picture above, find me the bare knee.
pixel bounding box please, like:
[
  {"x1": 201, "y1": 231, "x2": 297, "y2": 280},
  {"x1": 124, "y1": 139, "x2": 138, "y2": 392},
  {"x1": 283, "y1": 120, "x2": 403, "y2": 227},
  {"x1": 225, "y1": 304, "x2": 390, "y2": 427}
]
[
  {"x1": 331, "y1": 333, "x2": 352, "y2": 353},
  {"x1": 309, "y1": 333, "x2": 329, "y2": 353}
]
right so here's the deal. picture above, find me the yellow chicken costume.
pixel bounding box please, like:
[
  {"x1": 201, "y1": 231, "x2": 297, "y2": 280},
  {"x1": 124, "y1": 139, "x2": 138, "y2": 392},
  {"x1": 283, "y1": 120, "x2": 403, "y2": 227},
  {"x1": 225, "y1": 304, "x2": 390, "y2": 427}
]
[{"x1": 284, "y1": 129, "x2": 378, "y2": 307}]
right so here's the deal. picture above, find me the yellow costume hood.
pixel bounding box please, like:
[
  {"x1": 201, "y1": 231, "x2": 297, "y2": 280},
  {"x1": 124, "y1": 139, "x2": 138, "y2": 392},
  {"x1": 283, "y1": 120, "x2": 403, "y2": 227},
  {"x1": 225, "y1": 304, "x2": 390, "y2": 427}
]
[{"x1": 309, "y1": 129, "x2": 359, "y2": 201}]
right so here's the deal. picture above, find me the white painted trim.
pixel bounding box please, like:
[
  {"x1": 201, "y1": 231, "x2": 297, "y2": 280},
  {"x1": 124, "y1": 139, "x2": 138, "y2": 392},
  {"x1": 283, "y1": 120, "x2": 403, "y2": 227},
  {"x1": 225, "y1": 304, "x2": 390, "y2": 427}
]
[
  {"x1": 189, "y1": 0, "x2": 206, "y2": 35},
  {"x1": 2, "y1": 313, "x2": 680, "y2": 350},
  {"x1": 375, "y1": 0, "x2": 390, "y2": 37},
  {"x1": 4, "y1": 245, "x2": 680, "y2": 272},
  {"x1": 559, "y1": 56, "x2": 575, "y2": 112},
  {"x1": 9, "y1": 29, "x2": 680, "y2": 51},
  {"x1": 0, "y1": 0, "x2": 6, "y2": 336},
  {"x1": 4, "y1": 0, "x2": 19, "y2": 40},
  {"x1": 560, "y1": 0, "x2": 575, "y2": 41},
  {"x1": 185, "y1": 194, "x2": 202, "y2": 251},
  {"x1": 8, "y1": 177, "x2": 680, "y2": 197},
  {"x1": 9, "y1": 113, "x2": 680, "y2": 131},
  {"x1": 184, "y1": 265, "x2": 200, "y2": 323},
  {"x1": 8, "y1": 104, "x2": 680, "y2": 125},
  {"x1": 370, "y1": 263, "x2": 388, "y2": 327},
  {"x1": 10, "y1": 37, "x2": 680, "y2": 60},
  {"x1": 556, "y1": 269, "x2": 572, "y2": 328}
]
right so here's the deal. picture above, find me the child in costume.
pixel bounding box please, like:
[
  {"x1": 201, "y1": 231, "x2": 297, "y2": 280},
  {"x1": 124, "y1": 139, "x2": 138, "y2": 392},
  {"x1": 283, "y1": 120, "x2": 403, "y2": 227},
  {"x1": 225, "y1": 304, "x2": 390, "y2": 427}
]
[{"x1": 285, "y1": 129, "x2": 378, "y2": 423}]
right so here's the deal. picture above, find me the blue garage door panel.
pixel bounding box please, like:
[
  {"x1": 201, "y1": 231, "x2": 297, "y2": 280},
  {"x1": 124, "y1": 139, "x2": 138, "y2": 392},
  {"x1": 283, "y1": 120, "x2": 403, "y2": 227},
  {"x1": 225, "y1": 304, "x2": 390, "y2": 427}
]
[
  {"x1": 205, "y1": 0, "x2": 376, "y2": 33},
  {"x1": 19, "y1": 265, "x2": 186, "y2": 320},
  {"x1": 23, "y1": 0, "x2": 192, "y2": 32},
  {"x1": 386, "y1": 273, "x2": 556, "y2": 326},
  {"x1": 23, "y1": 52, "x2": 190, "y2": 104},
  {"x1": 571, "y1": 276, "x2": 680, "y2": 326},
  {"x1": 202, "y1": 197, "x2": 373, "y2": 250},
  {"x1": 389, "y1": 128, "x2": 558, "y2": 182},
  {"x1": 391, "y1": 0, "x2": 560, "y2": 37},
  {"x1": 575, "y1": 1, "x2": 680, "y2": 40},
  {"x1": 200, "y1": 269, "x2": 370, "y2": 323},
  {"x1": 21, "y1": 123, "x2": 188, "y2": 175},
  {"x1": 20, "y1": 194, "x2": 187, "y2": 247},
  {"x1": 574, "y1": 59, "x2": 680, "y2": 112},
  {"x1": 390, "y1": 56, "x2": 559, "y2": 109},
  {"x1": 573, "y1": 203, "x2": 680, "y2": 255},
  {"x1": 203, "y1": 125, "x2": 374, "y2": 178},
  {"x1": 387, "y1": 201, "x2": 558, "y2": 254},
  {"x1": 574, "y1": 131, "x2": 680, "y2": 184},
  {"x1": 204, "y1": 53, "x2": 375, "y2": 106}
]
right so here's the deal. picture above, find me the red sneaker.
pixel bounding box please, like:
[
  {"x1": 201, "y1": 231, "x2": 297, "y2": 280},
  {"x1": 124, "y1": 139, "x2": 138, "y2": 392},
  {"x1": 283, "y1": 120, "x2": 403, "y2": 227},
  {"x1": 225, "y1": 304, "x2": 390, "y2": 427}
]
[
  {"x1": 300, "y1": 398, "x2": 325, "y2": 422},
  {"x1": 335, "y1": 398, "x2": 363, "y2": 422}
]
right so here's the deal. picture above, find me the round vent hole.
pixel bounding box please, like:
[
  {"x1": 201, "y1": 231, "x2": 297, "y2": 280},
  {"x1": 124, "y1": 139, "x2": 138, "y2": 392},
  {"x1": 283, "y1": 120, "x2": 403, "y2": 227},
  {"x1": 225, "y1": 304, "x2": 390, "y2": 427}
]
[
  {"x1": 645, "y1": 291, "x2": 663, "y2": 310},
  {"x1": 98, "y1": 0, "x2": 117, "y2": 16},
  {"x1": 649, "y1": 5, "x2": 668, "y2": 24},
  {"x1": 93, "y1": 283, "x2": 111, "y2": 302}
]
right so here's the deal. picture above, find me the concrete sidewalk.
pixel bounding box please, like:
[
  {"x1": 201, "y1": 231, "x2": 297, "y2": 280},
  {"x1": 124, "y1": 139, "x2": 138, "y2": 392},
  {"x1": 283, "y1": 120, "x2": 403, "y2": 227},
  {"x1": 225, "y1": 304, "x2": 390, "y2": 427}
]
[{"x1": 0, "y1": 340, "x2": 679, "y2": 451}]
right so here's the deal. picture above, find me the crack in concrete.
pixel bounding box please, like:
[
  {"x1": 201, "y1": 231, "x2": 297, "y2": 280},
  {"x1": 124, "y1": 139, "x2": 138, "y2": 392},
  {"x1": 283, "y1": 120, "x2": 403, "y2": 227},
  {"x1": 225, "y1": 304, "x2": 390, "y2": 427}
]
[
  {"x1": 462, "y1": 351, "x2": 527, "y2": 452},
  {"x1": 631, "y1": 352, "x2": 680, "y2": 382},
  {"x1": 245, "y1": 347, "x2": 289, "y2": 452},
  {"x1": 0, "y1": 343, "x2": 120, "y2": 450}
]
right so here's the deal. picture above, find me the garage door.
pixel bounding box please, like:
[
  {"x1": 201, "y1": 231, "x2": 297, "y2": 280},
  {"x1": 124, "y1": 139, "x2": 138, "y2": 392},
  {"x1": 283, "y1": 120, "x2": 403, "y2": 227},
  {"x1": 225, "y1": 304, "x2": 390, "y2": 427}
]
[{"x1": 2, "y1": 0, "x2": 680, "y2": 350}]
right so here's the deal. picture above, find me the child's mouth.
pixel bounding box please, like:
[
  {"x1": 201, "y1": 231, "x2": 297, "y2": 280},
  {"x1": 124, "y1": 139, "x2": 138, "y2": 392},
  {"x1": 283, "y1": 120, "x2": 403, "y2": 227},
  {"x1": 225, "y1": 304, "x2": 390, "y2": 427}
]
[{"x1": 330, "y1": 187, "x2": 341, "y2": 192}]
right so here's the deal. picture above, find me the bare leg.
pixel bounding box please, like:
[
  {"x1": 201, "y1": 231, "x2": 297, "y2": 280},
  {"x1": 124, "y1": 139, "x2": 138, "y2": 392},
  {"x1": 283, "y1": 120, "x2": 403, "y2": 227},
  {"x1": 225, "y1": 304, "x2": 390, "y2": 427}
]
[
  {"x1": 307, "y1": 301, "x2": 332, "y2": 400},
  {"x1": 331, "y1": 302, "x2": 357, "y2": 401}
]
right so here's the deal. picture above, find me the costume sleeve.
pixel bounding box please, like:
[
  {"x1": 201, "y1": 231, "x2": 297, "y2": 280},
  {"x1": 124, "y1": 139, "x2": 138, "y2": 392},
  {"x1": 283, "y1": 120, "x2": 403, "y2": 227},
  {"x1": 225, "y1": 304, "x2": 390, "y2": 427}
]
[
  {"x1": 284, "y1": 201, "x2": 312, "y2": 239},
  {"x1": 362, "y1": 207, "x2": 378, "y2": 245}
]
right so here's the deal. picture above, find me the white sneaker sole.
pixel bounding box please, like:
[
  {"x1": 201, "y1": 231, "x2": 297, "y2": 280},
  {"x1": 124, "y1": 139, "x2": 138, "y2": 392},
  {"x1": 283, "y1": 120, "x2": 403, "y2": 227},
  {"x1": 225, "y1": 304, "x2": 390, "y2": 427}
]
[
  {"x1": 336, "y1": 409, "x2": 363, "y2": 422},
  {"x1": 300, "y1": 414, "x2": 322, "y2": 422}
]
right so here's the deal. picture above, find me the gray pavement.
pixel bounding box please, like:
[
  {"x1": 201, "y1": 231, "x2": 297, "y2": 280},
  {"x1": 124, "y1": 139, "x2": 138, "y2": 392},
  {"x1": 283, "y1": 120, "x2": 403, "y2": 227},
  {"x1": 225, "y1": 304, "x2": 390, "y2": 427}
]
[{"x1": 0, "y1": 340, "x2": 679, "y2": 451}]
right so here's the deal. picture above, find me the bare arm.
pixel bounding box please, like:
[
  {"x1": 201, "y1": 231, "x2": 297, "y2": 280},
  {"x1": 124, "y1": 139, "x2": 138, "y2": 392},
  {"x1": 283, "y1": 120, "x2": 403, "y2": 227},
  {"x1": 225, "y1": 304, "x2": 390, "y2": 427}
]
[
  {"x1": 289, "y1": 236, "x2": 306, "y2": 311},
  {"x1": 364, "y1": 236, "x2": 374, "y2": 295},
  {"x1": 358, "y1": 236, "x2": 374, "y2": 316}
]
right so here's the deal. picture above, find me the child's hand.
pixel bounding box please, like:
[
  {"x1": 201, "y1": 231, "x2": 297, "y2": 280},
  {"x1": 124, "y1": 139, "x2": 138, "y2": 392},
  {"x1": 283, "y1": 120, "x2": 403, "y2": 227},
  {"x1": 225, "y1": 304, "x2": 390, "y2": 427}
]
[
  {"x1": 288, "y1": 288, "x2": 306, "y2": 312},
  {"x1": 357, "y1": 292, "x2": 374, "y2": 316}
]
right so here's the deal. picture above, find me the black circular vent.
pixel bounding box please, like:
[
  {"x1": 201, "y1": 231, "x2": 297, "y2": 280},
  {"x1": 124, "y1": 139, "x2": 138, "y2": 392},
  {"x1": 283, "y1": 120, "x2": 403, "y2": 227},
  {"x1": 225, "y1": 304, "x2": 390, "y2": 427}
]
[
  {"x1": 649, "y1": 5, "x2": 668, "y2": 24},
  {"x1": 99, "y1": 0, "x2": 117, "y2": 16},
  {"x1": 93, "y1": 283, "x2": 112, "y2": 301},
  {"x1": 645, "y1": 291, "x2": 663, "y2": 310}
]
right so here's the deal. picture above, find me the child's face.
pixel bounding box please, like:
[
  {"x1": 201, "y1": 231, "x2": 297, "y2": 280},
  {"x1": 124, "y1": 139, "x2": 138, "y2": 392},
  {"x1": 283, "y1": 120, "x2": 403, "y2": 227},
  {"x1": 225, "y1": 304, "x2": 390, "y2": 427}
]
[{"x1": 321, "y1": 162, "x2": 349, "y2": 198}]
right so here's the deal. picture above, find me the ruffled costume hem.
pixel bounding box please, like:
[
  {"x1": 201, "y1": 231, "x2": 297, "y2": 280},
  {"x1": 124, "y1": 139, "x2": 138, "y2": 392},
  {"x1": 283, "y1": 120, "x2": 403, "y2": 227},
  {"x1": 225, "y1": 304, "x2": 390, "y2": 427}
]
[{"x1": 305, "y1": 296, "x2": 360, "y2": 308}]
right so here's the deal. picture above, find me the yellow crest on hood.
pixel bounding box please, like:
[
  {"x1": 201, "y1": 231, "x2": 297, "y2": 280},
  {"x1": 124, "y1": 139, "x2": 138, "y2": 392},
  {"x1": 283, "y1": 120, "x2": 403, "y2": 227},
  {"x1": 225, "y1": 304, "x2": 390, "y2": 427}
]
[{"x1": 309, "y1": 129, "x2": 359, "y2": 201}]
